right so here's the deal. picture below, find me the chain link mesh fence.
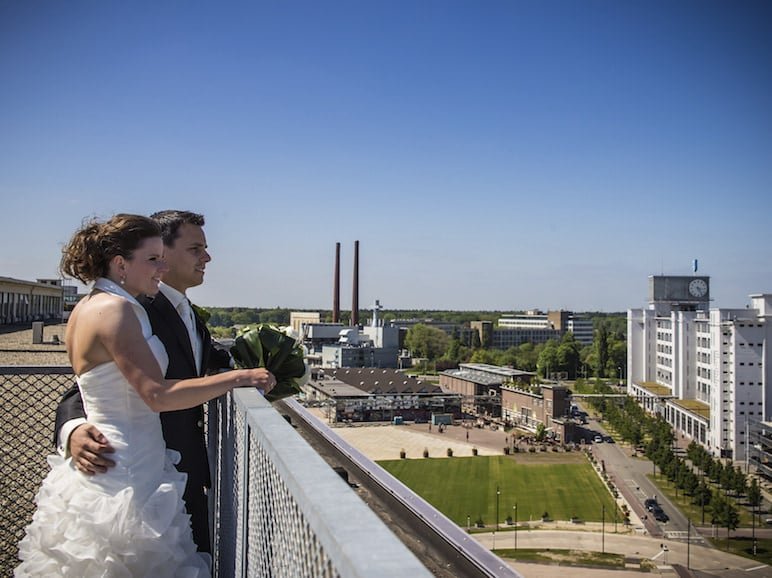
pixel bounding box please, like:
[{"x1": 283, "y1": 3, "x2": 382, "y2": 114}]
[{"x1": 0, "y1": 366, "x2": 73, "y2": 576}]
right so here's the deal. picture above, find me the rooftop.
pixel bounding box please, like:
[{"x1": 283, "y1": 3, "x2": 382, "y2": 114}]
[{"x1": 670, "y1": 398, "x2": 711, "y2": 420}]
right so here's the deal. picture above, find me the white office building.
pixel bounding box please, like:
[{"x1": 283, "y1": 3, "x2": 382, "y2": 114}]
[
  {"x1": 498, "y1": 310, "x2": 594, "y2": 345},
  {"x1": 628, "y1": 275, "x2": 772, "y2": 461}
]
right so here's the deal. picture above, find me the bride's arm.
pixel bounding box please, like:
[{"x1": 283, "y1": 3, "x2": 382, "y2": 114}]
[{"x1": 98, "y1": 299, "x2": 275, "y2": 412}]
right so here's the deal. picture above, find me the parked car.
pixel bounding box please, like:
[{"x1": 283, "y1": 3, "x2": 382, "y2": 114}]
[{"x1": 593, "y1": 435, "x2": 604, "y2": 443}]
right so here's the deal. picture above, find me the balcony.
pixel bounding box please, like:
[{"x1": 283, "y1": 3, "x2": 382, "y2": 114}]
[{"x1": 1, "y1": 366, "x2": 520, "y2": 577}]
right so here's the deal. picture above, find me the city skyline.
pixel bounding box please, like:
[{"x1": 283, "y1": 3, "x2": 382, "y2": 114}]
[{"x1": 1, "y1": 1, "x2": 770, "y2": 312}]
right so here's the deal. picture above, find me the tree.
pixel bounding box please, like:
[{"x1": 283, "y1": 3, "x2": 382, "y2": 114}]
[
  {"x1": 607, "y1": 339, "x2": 627, "y2": 378},
  {"x1": 404, "y1": 324, "x2": 451, "y2": 360},
  {"x1": 470, "y1": 330, "x2": 481, "y2": 349},
  {"x1": 710, "y1": 494, "x2": 740, "y2": 538},
  {"x1": 537, "y1": 339, "x2": 560, "y2": 378},
  {"x1": 516, "y1": 342, "x2": 540, "y2": 372},
  {"x1": 692, "y1": 481, "x2": 712, "y2": 510},
  {"x1": 748, "y1": 478, "x2": 763, "y2": 510},
  {"x1": 557, "y1": 332, "x2": 580, "y2": 379},
  {"x1": 720, "y1": 465, "x2": 735, "y2": 495},
  {"x1": 469, "y1": 348, "x2": 501, "y2": 365},
  {"x1": 595, "y1": 324, "x2": 609, "y2": 378},
  {"x1": 732, "y1": 467, "x2": 747, "y2": 498}
]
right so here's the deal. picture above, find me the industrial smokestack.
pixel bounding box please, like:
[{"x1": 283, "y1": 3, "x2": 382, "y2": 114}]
[
  {"x1": 333, "y1": 242, "x2": 340, "y2": 323},
  {"x1": 352, "y1": 240, "x2": 359, "y2": 327}
]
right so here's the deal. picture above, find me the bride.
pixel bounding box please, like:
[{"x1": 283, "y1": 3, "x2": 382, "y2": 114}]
[{"x1": 16, "y1": 214, "x2": 276, "y2": 577}]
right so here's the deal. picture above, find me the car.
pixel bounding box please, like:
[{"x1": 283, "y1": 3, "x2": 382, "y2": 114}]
[
  {"x1": 593, "y1": 435, "x2": 604, "y2": 443},
  {"x1": 652, "y1": 508, "x2": 669, "y2": 523},
  {"x1": 644, "y1": 498, "x2": 658, "y2": 511},
  {"x1": 604, "y1": 435, "x2": 614, "y2": 443}
]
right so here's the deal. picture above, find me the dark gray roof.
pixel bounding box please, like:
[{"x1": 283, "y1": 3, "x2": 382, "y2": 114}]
[{"x1": 326, "y1": 368, "x2": 442, "y2": 395}]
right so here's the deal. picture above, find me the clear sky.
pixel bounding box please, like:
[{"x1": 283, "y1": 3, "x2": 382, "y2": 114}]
[{"x1": 1, "y1": 1, "x2": 770, "y2": 312}]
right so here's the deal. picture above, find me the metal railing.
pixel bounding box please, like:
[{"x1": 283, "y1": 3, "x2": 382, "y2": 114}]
[
  {"x1": 1, "y1": 367, "x2": 431, "y2": 577},
  {"x1": 0, "y1": 365, "x2": 74, "y2": 575},
  {"x1": 207, "y1": 387, "x2": 431, "y2": 577}
]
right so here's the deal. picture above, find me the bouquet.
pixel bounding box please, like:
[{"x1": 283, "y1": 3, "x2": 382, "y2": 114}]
[{"x1": 230, "y1": 324, "x2": 310, "y2": 402}]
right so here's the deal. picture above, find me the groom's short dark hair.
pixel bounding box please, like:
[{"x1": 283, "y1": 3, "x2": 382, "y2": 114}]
[{"x1": 150, "y1": 210, "x2": 205, "y2": 247}]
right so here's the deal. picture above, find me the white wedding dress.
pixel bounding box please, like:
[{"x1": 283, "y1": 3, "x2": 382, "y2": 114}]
[{"x1": 16, "y1": 279, "x2": 210, "y2": 577}]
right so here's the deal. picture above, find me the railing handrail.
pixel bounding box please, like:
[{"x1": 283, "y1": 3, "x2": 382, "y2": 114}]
[
  {"x1": 224, "y1": 388, "x2": 432, "y2": 577},
  {"x1": 285, "y1": 398, "x2": 523, "y2": 578},
  {"x1": 0, "y1": 365, "x2": 72, "y2": 374}
]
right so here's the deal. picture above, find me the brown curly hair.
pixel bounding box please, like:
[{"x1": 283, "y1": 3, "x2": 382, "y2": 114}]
[{"x1": 60, "y1": 214, "x2": 161, "y2": 283}]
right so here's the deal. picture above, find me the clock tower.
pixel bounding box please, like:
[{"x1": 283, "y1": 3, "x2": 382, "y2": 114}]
[{"x1": 648, "y1": 275, "x2": 710, "y2": 312}]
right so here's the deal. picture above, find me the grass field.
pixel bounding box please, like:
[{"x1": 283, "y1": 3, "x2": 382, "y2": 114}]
[
  {"x1": 494, "y1": 548, "x2": 627, "y2": 568},
  {"x1": 378, "y1": 455, "x2": 620, "y2": 526}
]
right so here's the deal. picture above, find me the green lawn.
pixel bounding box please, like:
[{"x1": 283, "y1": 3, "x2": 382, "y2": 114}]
[
  {"x1": 494, "y1": 548, "x2": 626, "y2": 568},
  {"x1": 378, "y1": 456, "x2": 620, "y2": 526}
]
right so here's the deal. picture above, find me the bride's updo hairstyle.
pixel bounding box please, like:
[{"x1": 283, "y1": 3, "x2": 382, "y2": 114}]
[{"x1": 60, "y1": 214, "x2": 161, "y2": 283}]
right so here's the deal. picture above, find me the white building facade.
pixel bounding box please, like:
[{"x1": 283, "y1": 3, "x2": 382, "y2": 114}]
[
  {"x1": 498, "y1": 310, "x2": 593, "y2": 345},
  {"x1": 628, "y1": 275, "x2": 771, "y2": 461}
]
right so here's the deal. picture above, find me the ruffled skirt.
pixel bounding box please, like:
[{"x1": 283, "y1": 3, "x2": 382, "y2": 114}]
[{"x1": 15, "y1": 452, "x2": 210, "y2": 577}]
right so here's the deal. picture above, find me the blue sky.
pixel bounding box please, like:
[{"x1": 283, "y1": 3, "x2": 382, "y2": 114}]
[{"x1": 1, "y1": 1, "x2": 770, "y2": 312}]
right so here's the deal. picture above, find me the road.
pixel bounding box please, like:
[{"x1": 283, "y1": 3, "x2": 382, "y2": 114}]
[
  {"x1": 471, "y1": 530, "x2": 770, "y2": 577},
  {"x1": 582, "y1": 410, "x2": 692, "y2": 538}
]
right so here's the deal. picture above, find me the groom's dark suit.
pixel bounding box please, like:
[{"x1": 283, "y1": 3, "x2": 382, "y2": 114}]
[{"x1": 54, "y1": 291, "x2": 230, "y2": 553}]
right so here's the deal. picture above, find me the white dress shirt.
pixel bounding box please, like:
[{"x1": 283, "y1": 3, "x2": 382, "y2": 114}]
[{"x1": 159, "y1": 282, "x2": 203, "y2": 375}]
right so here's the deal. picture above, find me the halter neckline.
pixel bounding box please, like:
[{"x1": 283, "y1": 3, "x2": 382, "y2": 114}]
[{"x1": 94, "y1": 277, "x2": 142, "y2": 307}]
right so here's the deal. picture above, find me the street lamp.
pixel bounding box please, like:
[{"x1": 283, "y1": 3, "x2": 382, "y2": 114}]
[
  {"x1": 602, "y1": 504, "x2": 605, "y2": 554},
  {"x1": 496, "y1": 486, "x2": 501, "y2": 532},
  {"x1": 513, "y1": 503, "x2": 518, "y2": 550}
]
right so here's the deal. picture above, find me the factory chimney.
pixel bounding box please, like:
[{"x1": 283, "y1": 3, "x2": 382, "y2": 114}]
[
  {"x1": 332, "y1": 242, "x2": 340, "y2": 323},
  {"x1": 352, "y1": 240, "x2": 360, "y2": 327}
]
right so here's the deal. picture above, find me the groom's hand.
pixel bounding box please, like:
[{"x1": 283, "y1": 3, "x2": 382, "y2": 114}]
[{"x1": 69, "y1": 423, "x2": 116, "y2": 474}]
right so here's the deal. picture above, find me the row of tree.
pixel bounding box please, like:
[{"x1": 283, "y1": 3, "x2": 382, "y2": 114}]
[
  {"x1": 404, "y1": 319, "x2": 626, "y2": 379},
  {"x1": 202, "y1": 306, "x2": 627, "y2": 380},
  {"x1": 583, "y1": 381, "x2": 761, "y2": 536}
]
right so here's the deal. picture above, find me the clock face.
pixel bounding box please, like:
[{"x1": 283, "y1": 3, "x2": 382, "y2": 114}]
[{"x1": 688, "y1": 278, "x2": 708, "y2": 298}]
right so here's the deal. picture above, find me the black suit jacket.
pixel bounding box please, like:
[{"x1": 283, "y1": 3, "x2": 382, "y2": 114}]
[{"x1": 54, "y1": 292, "x2": 230, "y2": 492}]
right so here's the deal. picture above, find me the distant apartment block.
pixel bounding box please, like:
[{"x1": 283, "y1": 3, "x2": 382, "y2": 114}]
[
  {"x1": 467, "y1": 310, "x2": 593, "y2": 350},
  {"x1": 498, "y1": 310, "x2": 594, "y2": 345},
  {"x1": 628, "y1": 275, "x2": 771, "y2": 461}
]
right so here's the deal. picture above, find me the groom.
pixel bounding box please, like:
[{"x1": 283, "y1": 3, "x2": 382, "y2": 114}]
[{"x1": 55, "y1": 210, "x2": 229, "y2": 553}]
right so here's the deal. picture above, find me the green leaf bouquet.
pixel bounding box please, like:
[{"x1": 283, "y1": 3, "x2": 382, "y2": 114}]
[{"x1": 230, "y1": 324, "x2": 309, "y2": 402}]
